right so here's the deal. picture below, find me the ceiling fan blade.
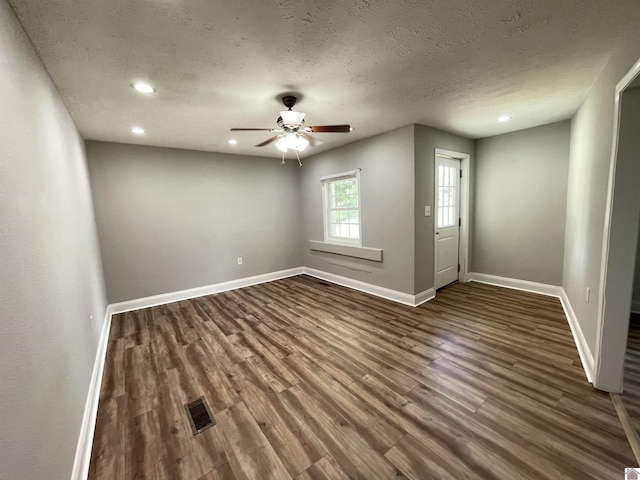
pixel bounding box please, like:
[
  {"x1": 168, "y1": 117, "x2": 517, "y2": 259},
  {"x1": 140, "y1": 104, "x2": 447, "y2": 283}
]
[
  {"x1": 255, "y1": 135, "x2": 280, "y2": 147},
  {"x1": 230, "y1": 128, "x2": 274, "y2": 131},
  {"x1": 307, "y1": 124, "x2": 351, "y2": 133},
  {"x1": 301, "y1": 133, "x2": 321, "y2": 147}
]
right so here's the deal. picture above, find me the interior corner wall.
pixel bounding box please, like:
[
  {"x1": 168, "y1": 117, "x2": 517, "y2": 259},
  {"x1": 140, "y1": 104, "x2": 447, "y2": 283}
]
[
  {"x1": 414, "y1": 124, "x2": 474, "y2": 294},
  {"x1": 564, "y1": 47, "x2": 640, "y2": 355},
  {"x1": 472, "y1": 121, "x2": 570, "y2": 285},
  {"x1": 597, "y1": 86, "x2": 640, "y2": 393},
  {"x1": 299, "y1": 125, "x2": 415, "y2": 295},
  {"x1": 86, "y1": 141, "x2": 302, "y2": 303},
  {"x1": 0, "y1": 2, "x2": 108, "y2": 479}
]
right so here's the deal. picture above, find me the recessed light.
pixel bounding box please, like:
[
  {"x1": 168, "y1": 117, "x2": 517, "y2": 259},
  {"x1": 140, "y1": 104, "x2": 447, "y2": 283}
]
[
  {"x1": 132, "y1": 82, "x2": 155, "y2": 94},
  {"x1": 130, "y1": 126, "x2": 145, "y2": 135},
  {"x1": 498, "y1": 115, "x2": 512, "y2": 122},
  {"x1": 228, "y1": 139, "x2": 238, "y2": 145}
]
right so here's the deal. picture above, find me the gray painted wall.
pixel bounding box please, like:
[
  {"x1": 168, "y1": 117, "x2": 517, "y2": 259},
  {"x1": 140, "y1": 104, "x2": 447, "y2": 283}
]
[
  {"x1": 87, "y1": 141, "x2": 302, "y2": 303},
  {"x1": 414, "y1": 124, "x2": 474, "y2": 294},
  {"x1": 0, "y1": 2, "x2": 107, "y2": 479},
  {"x1": 564, "y1": 47, "x2": 640, "y2": 354},
  {"x1": 473, "y1": 121, "x2": 570, "y2": 285},
  {"x1": 300, "y1": 126, "x2": 416, "y2": 295}
]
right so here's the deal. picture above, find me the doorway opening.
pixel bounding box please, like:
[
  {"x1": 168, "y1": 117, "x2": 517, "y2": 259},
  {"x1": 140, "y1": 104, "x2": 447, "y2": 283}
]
[
  {"x1": 595, "y1": 58, "x2": 640, "y2": 394},
  {"x1": 434, "y1": 148, "x2": 470, "y2": 291}
]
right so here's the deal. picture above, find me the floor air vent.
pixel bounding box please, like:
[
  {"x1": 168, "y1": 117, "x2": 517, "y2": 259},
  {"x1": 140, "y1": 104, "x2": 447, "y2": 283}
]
[{"x1": 184, "y1": 397, "x2": 215, "y2": 435}]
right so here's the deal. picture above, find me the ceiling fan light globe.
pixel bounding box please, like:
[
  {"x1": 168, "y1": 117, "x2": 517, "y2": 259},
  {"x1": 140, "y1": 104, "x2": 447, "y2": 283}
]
[
  {"x1": 283, "y1": 132, "x2": 298, "y2": 149},
  {"x1": 275, "y1": 137, "x2": 288, "y2": 152},
  {"x1": 295, "y1": 136, "x2": 309, "y2": 151},
  {"x1": 280, "y1": 110, "x2": 305, "y2": 126}
]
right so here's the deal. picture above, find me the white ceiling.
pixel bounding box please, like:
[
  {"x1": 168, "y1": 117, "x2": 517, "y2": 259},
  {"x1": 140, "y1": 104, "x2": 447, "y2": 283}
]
[{"x1": 7, "y1": 0, "x2": 640, "y2": 158}]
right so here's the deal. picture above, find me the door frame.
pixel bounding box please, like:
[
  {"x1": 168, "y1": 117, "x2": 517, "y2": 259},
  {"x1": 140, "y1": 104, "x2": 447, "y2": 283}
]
[
  {"x1": 433, "y1": 148, "x2": 471, "y2": 291},
  {"x1": 594, "y1": 57, "x2": 640, "y2": 392}
]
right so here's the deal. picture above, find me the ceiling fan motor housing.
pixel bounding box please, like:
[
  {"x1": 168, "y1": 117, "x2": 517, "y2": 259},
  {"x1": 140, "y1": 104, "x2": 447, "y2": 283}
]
[{"x1": 282, "y1": 95, "x2": 297, "y2": 110}]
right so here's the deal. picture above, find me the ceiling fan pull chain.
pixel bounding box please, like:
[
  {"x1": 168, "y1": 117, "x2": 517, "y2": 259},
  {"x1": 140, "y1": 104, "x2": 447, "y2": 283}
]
[
  {"x1": 281, "y1": 151, "x2": 286, "y2": 165},
  {"x1": 295, "y1": 149, "x2": 302, "y2": 167}
]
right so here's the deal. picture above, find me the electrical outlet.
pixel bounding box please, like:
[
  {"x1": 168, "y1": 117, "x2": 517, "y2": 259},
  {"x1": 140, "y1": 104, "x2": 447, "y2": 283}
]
[
  {"x1": 237, "y1": 257, "x2": 243, "y2": 265},
  {"x1": 586, "y1": 287, "x2": 590, "y2": 303}
]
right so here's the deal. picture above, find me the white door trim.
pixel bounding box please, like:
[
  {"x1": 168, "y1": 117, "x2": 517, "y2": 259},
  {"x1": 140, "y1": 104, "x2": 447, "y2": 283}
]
[
  {"x1": 434, "y1": 148, "x2": 471, "y2": 289},
  {"x1": 595, "y1": 56, "x2": 640, "y2": 392}
]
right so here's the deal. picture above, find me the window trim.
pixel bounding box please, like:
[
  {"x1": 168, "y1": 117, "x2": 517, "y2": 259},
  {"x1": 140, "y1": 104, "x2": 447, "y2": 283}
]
[{"x1": 321, "y1": 169, "x2": 362, "y2": 247}]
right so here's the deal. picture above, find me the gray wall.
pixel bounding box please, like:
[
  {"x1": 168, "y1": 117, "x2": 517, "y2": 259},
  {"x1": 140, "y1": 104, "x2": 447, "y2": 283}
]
[
  {"x1": 414, "y1": 124, "x2": 474, "y2": 294},
  {"x1": 0, "y1": 2, "x2": 107, "y2": 479},
  {"x1": 473, "y1": 121, "x2": 570, "y2": 285},
  {"x1": 300, "y1": 126, "x2": 416, "y2": 295},
  {"x1": 564, "y1": 46, "x2": 640, "y2": 354},
  {"x1": 87, "y1": 141, "x2": 302, "y2": 303},
  {"x1": 624, "y1": 88, "x2": 640, "y2": 311}
]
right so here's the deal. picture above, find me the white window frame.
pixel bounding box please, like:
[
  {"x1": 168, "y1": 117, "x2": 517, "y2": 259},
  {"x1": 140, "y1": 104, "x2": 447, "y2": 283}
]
[{"x1": 321, "y1": 169, "x2": 362, "y2": 246}]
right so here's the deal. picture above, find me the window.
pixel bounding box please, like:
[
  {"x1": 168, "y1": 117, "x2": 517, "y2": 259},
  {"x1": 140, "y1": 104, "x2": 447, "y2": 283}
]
[
  {"x1": 321, "y1": 170, "x2": 361, "y2": 245},
  {"x1": 437, "y1": 164, "x2": 457, "y2": 228}
]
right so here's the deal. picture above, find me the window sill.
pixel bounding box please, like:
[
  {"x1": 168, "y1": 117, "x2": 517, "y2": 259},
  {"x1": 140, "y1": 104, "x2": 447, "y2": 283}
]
[{"x1": 309, "y1": 240, "x2": 383, "y2": 262}]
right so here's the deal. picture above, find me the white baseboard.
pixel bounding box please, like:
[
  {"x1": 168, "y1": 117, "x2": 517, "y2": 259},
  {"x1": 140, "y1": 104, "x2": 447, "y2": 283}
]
[
  {"x1": 469, "y1": 271, "x2": 594, "y2": 384},
  {"x1": 109, "y1": 267, "x2": 304, "y2": 314},
  {"x1": 632, "y1": 301, "x2": 640, "y2": 314},
  {"x1": 302, "y1": 267, "x2": 432, "y2": 307},
  {"x1": 67, "y1": 267, "x2": 442, "y2": 478},
  {"x1": 70, "y1": 307, "x2": 113, "y2": 480},
  {"x1": 76, "y1": 268, "x2": 600, "y2": 478},
  {"x1": 415, "y1": 288, "x2": 436, "y2": 306},
  {"x1": 109, "y1": 266, "x2": 437, "y2": 317},
  {"x1": 468, "y1": 272, "x2": 563, "y2": 297},
  {"x1": 559, "y1": 290, "x2": 595, "y2": 383}
]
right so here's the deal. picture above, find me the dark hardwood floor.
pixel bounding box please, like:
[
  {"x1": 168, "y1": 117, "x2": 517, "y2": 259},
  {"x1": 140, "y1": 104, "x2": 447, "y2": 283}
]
[
  {"x1": 624, "y1": 313, "x2": 640, "y2": 433},
  {"x1": 88, "y1": 275, "x2": 635, "y2": 479}
]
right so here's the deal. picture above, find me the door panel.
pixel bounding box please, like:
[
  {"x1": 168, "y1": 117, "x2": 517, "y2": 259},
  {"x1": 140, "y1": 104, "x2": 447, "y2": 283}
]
[{"x1": 435, "y1": 156, "x2": 461, "y2": 290}]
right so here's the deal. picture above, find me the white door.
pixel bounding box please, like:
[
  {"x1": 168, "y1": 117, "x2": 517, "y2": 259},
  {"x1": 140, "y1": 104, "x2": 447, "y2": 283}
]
[{"x1": 435, "y1": 156, "x2": 461, "y2": 290}]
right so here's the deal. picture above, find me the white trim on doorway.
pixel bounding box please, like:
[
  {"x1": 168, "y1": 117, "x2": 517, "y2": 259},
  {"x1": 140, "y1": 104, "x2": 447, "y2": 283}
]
[
  {"x1": 595, "y1": 57, "x2": 640, "y2": 393},
  {"x1": 434, "y1": 148, "x2": 471, "y2": 287}
]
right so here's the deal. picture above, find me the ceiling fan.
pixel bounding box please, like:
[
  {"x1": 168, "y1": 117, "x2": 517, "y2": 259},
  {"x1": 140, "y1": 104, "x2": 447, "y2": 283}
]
[{"x1": 231, "y1": 95, "x2": 352, "y2": 166}]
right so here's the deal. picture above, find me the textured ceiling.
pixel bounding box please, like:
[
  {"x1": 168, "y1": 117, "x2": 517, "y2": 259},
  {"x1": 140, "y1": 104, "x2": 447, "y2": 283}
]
[{"x1": 7, "y1": 0, "x2": 640, "y2": 158}]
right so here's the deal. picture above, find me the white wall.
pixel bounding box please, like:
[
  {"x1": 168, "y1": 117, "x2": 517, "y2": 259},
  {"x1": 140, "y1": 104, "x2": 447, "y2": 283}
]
[
  {"x1": 87, "y1": 141, "x2": 302, "y2": 303},
  {"x1": 473, "y1": 121, "x2": 570, "y2": 285},
  {"x1": 0, "y1": 2, "x2": 107, "y2": 479}
]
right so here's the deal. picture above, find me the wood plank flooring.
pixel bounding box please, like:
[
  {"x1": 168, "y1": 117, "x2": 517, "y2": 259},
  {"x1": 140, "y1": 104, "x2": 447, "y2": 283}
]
[
  {"x1": 624, "y1": 313, "x2": 640, "y2": 432},
  {"x1": 88, "y1": 275, "x2": 636, "y2": 479}
]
